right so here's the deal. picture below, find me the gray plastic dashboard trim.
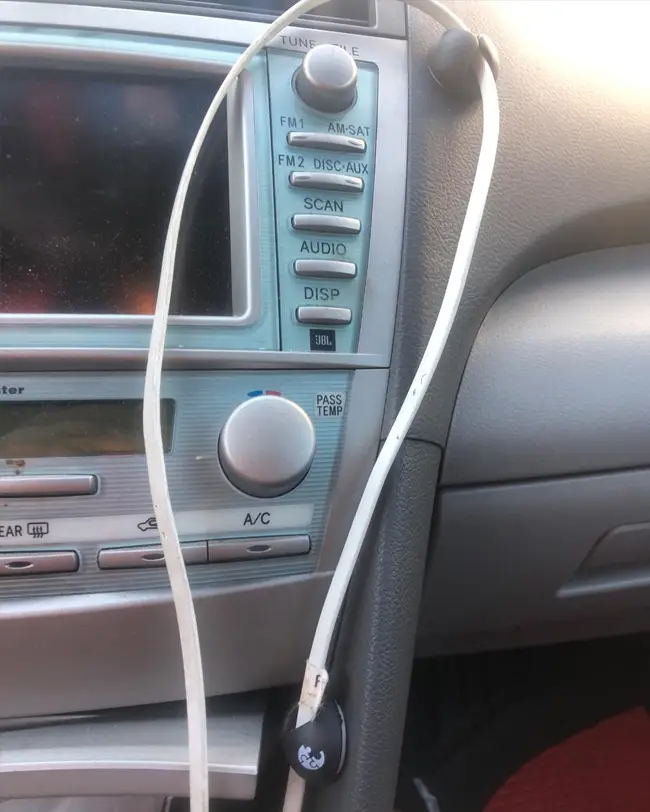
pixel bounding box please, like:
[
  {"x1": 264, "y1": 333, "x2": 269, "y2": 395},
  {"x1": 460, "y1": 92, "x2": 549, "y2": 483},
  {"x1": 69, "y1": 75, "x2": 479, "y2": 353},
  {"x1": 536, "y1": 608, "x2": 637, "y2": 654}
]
[
  {"x1": 442, "y1": 245, "x2": 650, "y2": 486},
  {"x1": 421, "y1": 466, "x2": 650, "y2": 654},
  {"x1": 0, "y1": 575, "x2": 330, "y2": 717},
  {"x1": 0, "y1": 695, "x2": 263, "y2": 799},
  {"x1": 0, "y1": 4, "x2": 408, "y2": 366}
]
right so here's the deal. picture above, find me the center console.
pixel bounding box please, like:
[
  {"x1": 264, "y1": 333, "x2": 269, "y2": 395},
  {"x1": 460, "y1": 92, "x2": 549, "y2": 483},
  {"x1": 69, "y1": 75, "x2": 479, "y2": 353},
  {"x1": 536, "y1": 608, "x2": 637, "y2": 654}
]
[{"x1": 0, "y1": 1, "x2": 408, "y2": 723}]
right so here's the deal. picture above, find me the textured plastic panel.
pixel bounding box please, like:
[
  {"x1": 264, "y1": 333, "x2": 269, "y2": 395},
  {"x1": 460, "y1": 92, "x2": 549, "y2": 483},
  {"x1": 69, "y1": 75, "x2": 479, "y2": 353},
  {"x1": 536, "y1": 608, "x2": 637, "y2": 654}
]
[
  {"x1": 313, "y1": 440, "x2": 442, "y2": 812},
  {"x1": 267, "y1": 50, "x2": 377, "y2": 353},
  {"x1": 420, "y1": 468, "x2": 650, "y2": 654},
  {"x1": 0, "y1": 370, "x2": 349, "y2": 598},
  {"x1": 442, "y1": 246, "x2": 650, "y2": 485}
]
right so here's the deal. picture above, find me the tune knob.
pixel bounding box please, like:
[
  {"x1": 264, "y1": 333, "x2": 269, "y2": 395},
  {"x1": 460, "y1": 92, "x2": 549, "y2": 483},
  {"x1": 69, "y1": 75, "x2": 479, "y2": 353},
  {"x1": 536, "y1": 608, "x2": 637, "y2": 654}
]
[
  {"x1": 294, "y1": 44, "x2": 358, "y2": 113},
  {"x1": 218, "y1": 396, "x2": 316, "y2": 498}
]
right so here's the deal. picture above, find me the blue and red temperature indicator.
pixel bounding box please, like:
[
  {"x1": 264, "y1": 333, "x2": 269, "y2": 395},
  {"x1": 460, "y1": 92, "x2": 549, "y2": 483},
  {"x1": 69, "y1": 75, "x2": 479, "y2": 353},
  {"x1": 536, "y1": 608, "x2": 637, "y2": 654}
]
[{"x1": 247, "y1": 389, "x2": 282, "y2": 398}]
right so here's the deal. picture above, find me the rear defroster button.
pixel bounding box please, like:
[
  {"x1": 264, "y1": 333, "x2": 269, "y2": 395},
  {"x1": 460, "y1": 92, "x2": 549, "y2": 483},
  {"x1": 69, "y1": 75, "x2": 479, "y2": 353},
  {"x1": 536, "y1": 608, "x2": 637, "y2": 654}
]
[{"x1": 0, "y1": 551, "x2": 79, "y2": 576}]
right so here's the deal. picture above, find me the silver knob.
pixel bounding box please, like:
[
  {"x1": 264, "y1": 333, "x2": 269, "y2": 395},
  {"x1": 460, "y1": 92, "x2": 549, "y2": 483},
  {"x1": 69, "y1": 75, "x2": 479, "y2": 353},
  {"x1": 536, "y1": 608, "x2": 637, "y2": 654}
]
[
  {"x1": 218, "y1": 396, "x2": 316, "y2": 498},
  {"x1": 294, "y1": 44, "x2": 358, "y2": 114}
]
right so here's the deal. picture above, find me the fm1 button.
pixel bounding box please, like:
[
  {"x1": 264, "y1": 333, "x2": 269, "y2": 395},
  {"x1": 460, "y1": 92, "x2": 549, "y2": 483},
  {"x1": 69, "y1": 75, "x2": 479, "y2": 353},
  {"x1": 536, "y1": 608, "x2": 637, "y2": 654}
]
[{"x1": 218, "y1": 396, "x2": 316, "y2": 498}]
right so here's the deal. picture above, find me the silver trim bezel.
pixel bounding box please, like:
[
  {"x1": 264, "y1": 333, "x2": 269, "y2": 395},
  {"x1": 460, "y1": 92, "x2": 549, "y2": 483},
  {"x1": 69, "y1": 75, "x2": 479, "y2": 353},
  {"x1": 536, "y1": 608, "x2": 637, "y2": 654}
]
[{"x1": 0, "y1": 41, "x2": 261, "y2": 328}]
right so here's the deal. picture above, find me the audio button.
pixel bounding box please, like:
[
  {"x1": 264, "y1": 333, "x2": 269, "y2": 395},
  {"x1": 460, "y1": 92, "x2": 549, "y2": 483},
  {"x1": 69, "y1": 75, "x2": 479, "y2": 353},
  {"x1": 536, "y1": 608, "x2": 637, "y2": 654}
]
[{"x1": 295, "y1": 260, "x2": 357, "y2": 279}]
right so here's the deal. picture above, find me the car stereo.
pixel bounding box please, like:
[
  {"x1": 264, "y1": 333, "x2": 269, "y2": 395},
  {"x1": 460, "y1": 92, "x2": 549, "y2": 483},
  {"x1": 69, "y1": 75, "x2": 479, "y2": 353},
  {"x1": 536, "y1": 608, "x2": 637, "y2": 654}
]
[
  {"x1": 0, "y1": 30, "x2": 381, "y2": 356},
  {"x1": 0, "y1": 5, "x2": 407, "y2": 716}
]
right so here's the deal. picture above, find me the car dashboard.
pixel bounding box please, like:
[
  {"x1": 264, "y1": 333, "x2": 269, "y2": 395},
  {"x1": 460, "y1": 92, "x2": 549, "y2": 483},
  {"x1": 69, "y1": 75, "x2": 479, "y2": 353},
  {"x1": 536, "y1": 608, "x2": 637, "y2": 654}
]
[{"x1": 1, "y1": 1, "x2": 650, "y2": 809}]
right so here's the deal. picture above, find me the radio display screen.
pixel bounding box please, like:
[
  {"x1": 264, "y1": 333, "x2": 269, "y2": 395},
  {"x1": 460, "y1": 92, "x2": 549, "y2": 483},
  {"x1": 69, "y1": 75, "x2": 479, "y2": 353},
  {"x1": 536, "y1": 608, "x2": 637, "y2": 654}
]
[
  {"x1": 0, "y1": 400, "x2": 175, "y2": 457},
  {"x1": 0, "y1": 68, "x2": 232, "y2": 317}
]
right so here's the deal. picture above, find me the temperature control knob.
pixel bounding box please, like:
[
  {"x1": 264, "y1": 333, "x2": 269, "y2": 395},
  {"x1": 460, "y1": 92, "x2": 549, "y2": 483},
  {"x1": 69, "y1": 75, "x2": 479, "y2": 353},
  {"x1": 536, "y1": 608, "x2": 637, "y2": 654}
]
[
  {"x1": 294, "y1": 44, "x2": 358, "y2": 113},
  {"x1": 218, "y1": 396, "x2": 316, "y2": 498}
]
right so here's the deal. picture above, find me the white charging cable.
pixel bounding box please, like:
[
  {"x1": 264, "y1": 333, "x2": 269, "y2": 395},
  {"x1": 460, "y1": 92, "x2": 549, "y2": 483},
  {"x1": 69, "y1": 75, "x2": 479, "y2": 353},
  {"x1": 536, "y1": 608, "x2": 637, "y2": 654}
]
[
  {"x1": 144, "y1": 3, "x2": 338, "y2": 811},
  {"x1": 144, "y1": 2, "x2": 499, "y2": 811},
  {"x1": 282, "y1": 49, "x2": 499, "y2": 812}
]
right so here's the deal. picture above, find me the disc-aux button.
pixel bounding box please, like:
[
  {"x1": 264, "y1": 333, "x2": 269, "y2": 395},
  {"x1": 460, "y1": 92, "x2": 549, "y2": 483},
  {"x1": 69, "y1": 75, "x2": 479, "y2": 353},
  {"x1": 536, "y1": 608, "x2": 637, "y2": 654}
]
[{"x1": 289, "y1": 172, "x2": 364, "y2": 193}]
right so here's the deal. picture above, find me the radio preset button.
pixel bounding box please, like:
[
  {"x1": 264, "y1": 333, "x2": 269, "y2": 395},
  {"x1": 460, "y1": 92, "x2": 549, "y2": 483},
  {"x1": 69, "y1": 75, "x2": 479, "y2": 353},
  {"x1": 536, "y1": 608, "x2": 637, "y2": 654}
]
[
  {"x1": 292, "y1": 214, "x2": 361, "y2": 235},
  {"x1": 287, "y1": 132, "x2": 366, "y2": 154},
  {"x1": 218, "y1": 396, "x2": 316, "y2": 499},
  {"x1": 294, "y1": 259, "x2": 357, "y2": 279},
  {"x1": 0, "y1": 551, "x2": 78, "y2": 577},
  {"x1": 208, "y1": 535, "x2": 311, "y2": 563},
  {"x1": 296, "y1": 306, "x2": 352, "y2": 326},
  {"x1": 289, "y1": 172, "x2": 364, "y2": 194}
]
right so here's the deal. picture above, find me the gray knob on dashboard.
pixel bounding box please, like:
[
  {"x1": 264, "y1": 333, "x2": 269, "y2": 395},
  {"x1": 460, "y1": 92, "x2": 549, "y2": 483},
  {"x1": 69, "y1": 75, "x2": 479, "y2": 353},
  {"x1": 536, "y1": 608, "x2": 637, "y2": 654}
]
[
  {"x1": 295, "y1": 44, "x2": 358, "y2": 113},
  {"x1": 218, "y1": 396, "x2": 316, "y2": 498}
]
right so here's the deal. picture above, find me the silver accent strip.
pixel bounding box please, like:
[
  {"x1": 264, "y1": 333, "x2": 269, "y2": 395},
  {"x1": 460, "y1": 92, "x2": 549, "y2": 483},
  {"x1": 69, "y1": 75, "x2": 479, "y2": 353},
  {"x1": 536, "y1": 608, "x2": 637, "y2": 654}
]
[
  {"x1": 296, "y1": 306, "x2": 352, "y2": 325},
  {"x1": 0, "y1": 475, "x2": 98, "y2": 498},
  {"x1": 98, "y1": 542, "x2": 207, "y2": 570},
  {"x1": 292, "y1": 214, "x2": 361, "y2": 235},
  {"x1": 0, "y1": 51, "x2": 260, "y2": 329},
  {"x1": 208, "y1": 535, "x2": 311, "y2": 563},
  {"x1": 289, "y1": 171, "x2": 364, "y2": 193},
  {"x1": 287, "y1": 131, "x2": 367, "y2": 154},
  {"x1": 0, "y1": 551, "x2": 79, "y2": 577},
  {"x1": 0, "y1": 348, "x2": 384, "y2": 370},
  {"x1": 0, "y1": 694, "x2": 264, "y2": 799},
  {"x1": 294, "y1": 259, "x2": 358, "y2": 279}
]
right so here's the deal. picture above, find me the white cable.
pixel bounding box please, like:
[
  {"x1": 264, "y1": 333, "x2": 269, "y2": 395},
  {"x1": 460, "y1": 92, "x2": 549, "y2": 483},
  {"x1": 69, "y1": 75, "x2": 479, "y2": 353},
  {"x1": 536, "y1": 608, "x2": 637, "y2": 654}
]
[
  {"x1": 143, "y1": 2, "x2": 336, "y2": 812},
  {"x1": 283, "y1": 7, "x2": 500, "y2": 812},
  {"x1": 308, "y1": 36, "x2": 500, "y2": 690},
  {"x1": 144, "y1": 1, "x2": 497, "y2": 811}
]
